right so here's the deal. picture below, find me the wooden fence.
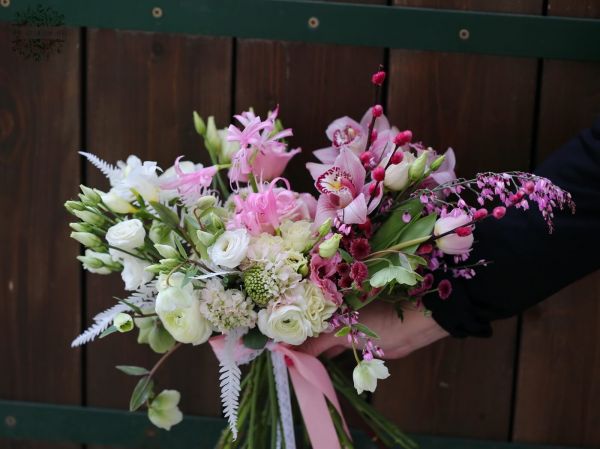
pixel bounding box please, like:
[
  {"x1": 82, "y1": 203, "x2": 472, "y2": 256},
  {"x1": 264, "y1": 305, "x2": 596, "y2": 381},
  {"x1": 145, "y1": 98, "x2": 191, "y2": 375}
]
[{"x1": 0, "y1": 1, "x2": 599, "y2": 448}]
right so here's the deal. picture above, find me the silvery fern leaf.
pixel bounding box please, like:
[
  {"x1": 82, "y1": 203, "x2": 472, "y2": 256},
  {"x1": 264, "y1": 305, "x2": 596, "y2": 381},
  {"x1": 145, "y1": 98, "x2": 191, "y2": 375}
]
[
  {"x1": 219, "y1": 328, "x2": 244, "y2": 440},
  {"x1": 71, "y1": 281, "x2": 157, "y2": 347},
  {"x1": 79, "y1": 151, "x2": 121, "y2": 186}
]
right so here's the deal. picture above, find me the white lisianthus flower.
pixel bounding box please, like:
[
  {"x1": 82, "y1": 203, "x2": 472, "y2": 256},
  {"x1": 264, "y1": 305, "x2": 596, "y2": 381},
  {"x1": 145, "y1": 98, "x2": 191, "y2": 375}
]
[
  {"x1": 118, "y1": 255, "x2": 154, "y2": 291},
  {"x1": 148, "y1": 390, "x2": 183, "y2": 431},
  {"x1": 257, "y1": 304, "x2": 313, "y2": 345},
  {"x1": 434, "y1": 209, "x2": 474, "y2": 255},
  {"x1": 352, "y1": 359, "x2": 390, "y2": 394},
  {"x1": 279, "y1": 220, "x2": 313, "y2": 252},
  {"x1": 155, "y1": 279, "x2": 212, "y2": 345},
  {"x1": 293, "y1": 282, "x2": 336, "y2": 335},
  {"x1": 383, "y1": 152, "x2": 415, "y2": 191},
  {"x1": 106, "y1": 219, "x2": 146, "y2": 252},
  {"x1": 78, "y1": 249, "x2": 117, "y2": 274},
  {"x1": 208, "y1": 229, "x2": 250, "y2": 269},
  {"x1": 115, "y1": 156, "x2": 161, "y2": 203},
  {"x1": 100, "y1": 189, "x2": 136, "y2": 214}
]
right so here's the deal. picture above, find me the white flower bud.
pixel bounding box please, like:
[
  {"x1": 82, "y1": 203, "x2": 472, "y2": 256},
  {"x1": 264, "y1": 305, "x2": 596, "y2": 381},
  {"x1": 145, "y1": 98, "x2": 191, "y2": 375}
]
[
  {"x1": 100, "y1": 189, "x2": 136, "y2": 214},
  {"x1": 352, "y1": 359, "x2": 390, "y2": 394},
  {"x1": 113, "y1": 313, "x2": 134, "y2": 333}
]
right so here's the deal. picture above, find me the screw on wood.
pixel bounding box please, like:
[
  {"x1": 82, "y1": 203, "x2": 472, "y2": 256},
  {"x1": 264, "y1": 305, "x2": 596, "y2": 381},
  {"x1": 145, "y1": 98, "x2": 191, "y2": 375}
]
[
  {"x1": 308, "y1": 16, "x2": 320, "y2": 29},
  {"x1": 152, "y1": 7, "x2": 163, "y2": 18},
  {"x1": 4, "y1": 416, "x2": 16, "y2": 427},
  {"x1": 459, "y1": 28, "x2": 470, "y2": 40},
  {"x1": 0, "y1": 0, "x2": 10, "y2": 8}
]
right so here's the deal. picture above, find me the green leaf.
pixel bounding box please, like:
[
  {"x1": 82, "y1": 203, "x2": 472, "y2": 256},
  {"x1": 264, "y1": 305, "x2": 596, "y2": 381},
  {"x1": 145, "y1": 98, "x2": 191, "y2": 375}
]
[
  {"x1": 371, "y1": 199, "x2": 423, "y2": 251},
  {"x1": 99, "y1": 325, "x2": 118, "y2": 339},
  {"x1": 174, "y1": 237, "x2": 188, "y2": 259},
  {"x1": 339, "y1": 249, "x2": 352, "y2": 263},
  {"x1": 353, "y1": 323, "x2": 380, "y2": 339},
  {"x1": 370, "y1": 265, "x2": 418, "y2": 288},
  {"x1": 149, "y1": 201, "x2": 180, "y2": 230},
  {"x1": 334, "y1": 326, "x2": 351, "y2": 337},
  {"x1": 115, "y1": 297, "x2": 143, "y2": 315},
  {"x1": 129, "y1": 376, "x2": 154, "y2": 411},
  {"x1": 396, "y1": 212, "x2": 437, "y2": 254},
  {"x1": 116, "y1": 365, "x2": 150, "y2": 376},
  {"x1": 242, "y1": 328, "x2": 268, "y2": 350}
]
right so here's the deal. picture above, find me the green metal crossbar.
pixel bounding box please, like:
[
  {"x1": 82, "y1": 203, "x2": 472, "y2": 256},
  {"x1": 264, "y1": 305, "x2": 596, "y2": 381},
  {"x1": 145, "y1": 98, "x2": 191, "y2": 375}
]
[
  {"x1": 0, "y1": 400, "x2": 582, "y2": 449},
  {"x1": 1, "y1": 0, "x2": 600, "y2": 61}
]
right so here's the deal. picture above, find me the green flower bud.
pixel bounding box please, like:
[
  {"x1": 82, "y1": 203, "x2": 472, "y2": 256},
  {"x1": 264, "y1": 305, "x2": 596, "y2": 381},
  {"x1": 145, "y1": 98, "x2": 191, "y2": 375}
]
[
  {"x1": 243, "y1": 266, "x2": 275, "y2": 307},
  {"x1": 76, "y1": 255, "x2": 103, "y2": 269},
  {"x1": 69, "y1": 222, "x2": 92, "y2": 232},
  {"x1": 70, "y1": 231, "x2": 103, "y2": 249},
  {"x1": 73, "y1": 209, "x2": 105, "y2": 227},
  {"x1": 145, "y1": 264, "x2": 165, "y2": 274},
  {"x1": 113, "y1": 313, "x2": 134, "y2": 333},
  {"x1": 148, "y1": 323, "x2": 176, "y2": 354},
  {"x1": 196, "y1": 230, "x2": 216, "y2": 247},
  {"x1": 205, "y1": 116, "x2": 221, "y2": 155},
  {"x1": 154, "y1": 244, "x2": 179, "y2": 259},
  {"x1": 159, "y1": 258, "x2": 181, "y2": 271},
  {"x1": 64, "y1": 200, "x2": 85, "y2": 213},
  {"x1": 195, "y1": 195, "x2": 217, "y2": 212},
  {"x1": 149, "y1": 220, "x2": 172, "y2": 245},
  {"x1": 317, "y1": 218, "x2": 332, "y2": 239},
  {"x1": 193, "y1": 111, "x2": 206, "y2": 136},
  {"x1": 201, "y1": 212, "x2": 224, "y2": 233},
  {"x1": 409, "y1": 151, "x2": 428, "y2": 183},
  {"x1": 80, "y1": 185, "x2": 102, "y2": 205},
  {"x1": 298, "y1": 263, "x2": 309, "y2": 276},
  {"x1": 319, "y1": 233, "x2": 342, "y2": 258},
  {"x1": 429, "y1": 155, "x2": 445, "y2": 172}
]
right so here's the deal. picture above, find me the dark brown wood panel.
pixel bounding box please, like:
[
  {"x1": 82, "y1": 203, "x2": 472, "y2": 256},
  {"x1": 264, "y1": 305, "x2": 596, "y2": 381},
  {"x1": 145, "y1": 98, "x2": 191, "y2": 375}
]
[
  {"x1": 0, "y1": 24, "x2": 81, "y2": 449},
  {"x1": 85, "y1": 29, "x2": 232, "y2": 419},
  {"x1": 372, "y1": 0, "x2": 542, "y2": 440},
  {"x1": 513, "y1": 1, "x2": 600, "y2": 446}
]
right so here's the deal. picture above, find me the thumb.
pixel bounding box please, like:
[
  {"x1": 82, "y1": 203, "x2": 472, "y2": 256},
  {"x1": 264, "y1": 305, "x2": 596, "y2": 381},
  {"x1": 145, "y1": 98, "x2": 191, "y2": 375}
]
[{"x1": 298, "y1": 332, "x2": 341, "y2": 357}]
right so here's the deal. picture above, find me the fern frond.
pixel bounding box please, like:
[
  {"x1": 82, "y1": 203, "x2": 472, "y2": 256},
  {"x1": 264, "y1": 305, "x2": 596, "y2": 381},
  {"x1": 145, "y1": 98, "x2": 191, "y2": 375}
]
[
  {"x1": 79, "y1": 151, "x2": 121, "y2": 184},
  {"x1": 219, "y1": 329, "x2": 243, "y2": 440}
]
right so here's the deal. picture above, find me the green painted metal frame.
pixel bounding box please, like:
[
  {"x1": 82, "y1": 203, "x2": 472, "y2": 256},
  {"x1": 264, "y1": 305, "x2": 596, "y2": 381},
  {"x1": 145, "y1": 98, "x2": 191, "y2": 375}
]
[
  {"x1": 0, "y1": 400, "x2": 583, "y2": 449},
  {"x1": 1, "y1": 0, "x2": 600, "y2": 61}
]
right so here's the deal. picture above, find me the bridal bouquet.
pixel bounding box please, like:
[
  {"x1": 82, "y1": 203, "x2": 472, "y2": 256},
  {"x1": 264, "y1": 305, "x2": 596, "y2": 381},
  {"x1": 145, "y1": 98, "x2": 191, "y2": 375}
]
[{"x1": 65, "y1": 70, "x2": 574, "y2": 449}]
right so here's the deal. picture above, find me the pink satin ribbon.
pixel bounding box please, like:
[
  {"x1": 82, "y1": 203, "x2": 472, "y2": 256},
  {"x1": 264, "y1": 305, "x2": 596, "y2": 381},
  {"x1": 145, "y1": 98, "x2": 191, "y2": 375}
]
[{"x1": 209, "y1": 336, "x2": 349, "y2": 449}]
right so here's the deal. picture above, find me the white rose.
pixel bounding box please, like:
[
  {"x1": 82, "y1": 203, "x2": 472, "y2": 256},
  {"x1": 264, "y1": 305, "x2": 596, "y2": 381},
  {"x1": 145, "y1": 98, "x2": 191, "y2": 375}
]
[
  {"x1": 352, "y1": 359, "x2": 390, "y2": 394},
  {"x1": 257, "y1": 304, "x2": 313, "y2": 346},
  {"x1": 208, "y1": 229, "x2": 250, "y2": 269},
  {"x1": 155, "y1": 283, "x2": 212, "y2": 345},
  {"x1": 100, "y1": 189, "x2": 136, "y2": 214},
  {"x1": 119, "y1": 255, "x2": 154, "y2": 291},
  {"x1": 299, "y1": 282, "x2": 337, "y2": 334},
  {"x1": 106, "y1": 219, "x2": 146, "y2": 252},
  {"x1": 383, "y1": 152, "x2": 415, "y2": 191},
  {"x1": 279, "y1": 220, "x2": 314, "y2": 252},
  {"x1": 148, "y1": 390, "x2": 183, "y2": 431}
]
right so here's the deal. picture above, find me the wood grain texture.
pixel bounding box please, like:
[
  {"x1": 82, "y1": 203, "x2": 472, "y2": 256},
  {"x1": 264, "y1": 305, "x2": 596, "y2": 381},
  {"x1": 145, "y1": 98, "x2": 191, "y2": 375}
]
[
  {"x1": 513, "y1": 1, "x2": 600, "y2": 447},
  {"x1": 0, "y1": 24, "x2": 81, "y2": 449},
  {"x1": 85, "y1": 29, "x2": 232, "y2": 418},
  {"x1": 371, "y1": 0, "x2": 542, "y2": 440}
]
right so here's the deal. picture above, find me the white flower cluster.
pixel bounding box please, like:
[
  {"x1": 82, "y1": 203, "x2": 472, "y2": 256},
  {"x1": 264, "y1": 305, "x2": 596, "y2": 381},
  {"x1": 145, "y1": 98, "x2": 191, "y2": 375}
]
[{"x1": 200, "y1": 279, "x2": 257, "y2": 333}]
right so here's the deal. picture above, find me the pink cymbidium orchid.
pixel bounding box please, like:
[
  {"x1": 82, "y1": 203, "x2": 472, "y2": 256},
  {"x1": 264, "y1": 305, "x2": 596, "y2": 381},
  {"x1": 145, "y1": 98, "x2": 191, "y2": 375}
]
[
  {"x1": 227, "y1": 108, "x2": 300, "y2": 183},
  {"x1": 312, "y1": 148, "x2": 380, "y2": 227},
  {"x1": 160, "y1": 156, "x2": 218, "y2": 204}
]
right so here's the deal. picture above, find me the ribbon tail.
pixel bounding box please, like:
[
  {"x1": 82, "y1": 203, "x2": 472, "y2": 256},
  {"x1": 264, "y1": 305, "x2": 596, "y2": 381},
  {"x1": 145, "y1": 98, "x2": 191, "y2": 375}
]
[{"x1": 271, "y1": 351, "x2": 296, "y2": 449}]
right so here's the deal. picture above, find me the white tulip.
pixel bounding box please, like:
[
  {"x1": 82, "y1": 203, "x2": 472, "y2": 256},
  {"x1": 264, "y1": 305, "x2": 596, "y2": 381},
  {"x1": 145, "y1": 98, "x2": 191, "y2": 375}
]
[
  {"x1": 106, "y1": 219, "x2": 146, "y2": 252},
  {"x1": 208, "y1": 229, "x2": 250, "y2": 269},
  {"x1": 383, "y1": 152, "x2": 415, "y2": 191},
  {"x1": 352, "y1": 359, "x2": 390, "y2": 394}
]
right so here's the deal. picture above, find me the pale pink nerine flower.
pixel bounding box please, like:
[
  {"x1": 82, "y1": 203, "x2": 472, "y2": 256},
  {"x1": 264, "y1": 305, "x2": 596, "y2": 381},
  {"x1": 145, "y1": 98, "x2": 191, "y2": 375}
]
[
  {"x1": 434, "y1": 208, "x2": 474, "y2": 255},
  {"x1": 312, "y1": 148, "x2": 381, "y2": 227},
  {"x1": 160, "y1": 156, "x2": 218, "y2": 203},
  {"x1": 226, "y1": 108, "x2": 300, "y2": 183},
  {"x1": 228, "y1": 178, "x2": 316, "y2": 235}
]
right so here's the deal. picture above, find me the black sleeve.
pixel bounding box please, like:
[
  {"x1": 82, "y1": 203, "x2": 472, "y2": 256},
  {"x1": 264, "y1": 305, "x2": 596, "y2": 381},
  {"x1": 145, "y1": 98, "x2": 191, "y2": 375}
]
[{"x1": 422, "y1": 117, "x2": 600, "y2": 338}]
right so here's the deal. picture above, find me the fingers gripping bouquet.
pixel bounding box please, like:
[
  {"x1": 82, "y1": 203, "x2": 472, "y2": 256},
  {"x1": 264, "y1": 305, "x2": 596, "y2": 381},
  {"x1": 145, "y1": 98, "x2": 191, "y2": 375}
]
[{"x1": 66, "y1": 69, "x2": 574, "y2": 449}]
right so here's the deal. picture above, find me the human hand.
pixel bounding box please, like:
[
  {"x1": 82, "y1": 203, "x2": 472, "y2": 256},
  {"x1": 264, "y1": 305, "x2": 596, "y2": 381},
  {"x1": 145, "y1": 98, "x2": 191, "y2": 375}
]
[{"x1": 299, "y1": 301, "x2": 449, "y2": 359}]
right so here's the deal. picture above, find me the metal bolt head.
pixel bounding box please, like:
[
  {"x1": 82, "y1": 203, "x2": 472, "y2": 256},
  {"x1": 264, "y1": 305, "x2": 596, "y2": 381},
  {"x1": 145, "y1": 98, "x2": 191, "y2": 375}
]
[
  {"x1": 0, "y1": 0, "x2": 10, "y2": 8},
  {"x1": 4, "y1": 416, "x2": 16, "y2": 427},
  {"x1": 459, "y1": 28, "x2": 470, "y2": 40},
  {"x1": 152, "y1": 7, "x2": 163, "y2": 18},
  {"x1": 308, "y1": 16, "x2": 319, "y2": 29}
]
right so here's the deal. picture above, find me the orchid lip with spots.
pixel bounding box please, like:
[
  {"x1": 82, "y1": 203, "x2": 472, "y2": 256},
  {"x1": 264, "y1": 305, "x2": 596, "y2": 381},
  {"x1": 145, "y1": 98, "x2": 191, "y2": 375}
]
[{"x1": 66, "y1": 69, "x2": 574, "y2": 449}]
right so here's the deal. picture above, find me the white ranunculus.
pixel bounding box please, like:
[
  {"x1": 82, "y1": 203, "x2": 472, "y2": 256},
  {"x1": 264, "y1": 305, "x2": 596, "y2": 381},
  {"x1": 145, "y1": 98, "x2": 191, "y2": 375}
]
[
  {"x1": 106, "y1": 219, "x2": 146, "y2": 252},
  {"x1": 434, "y1": 210, "x2": 474, "y2": 255},
  {"x1": 208, "y1": 229, "x2": 250, "y2": 269},
  {"x1": 257, "y1": 304, "x2": 313, "y2": 346},
  {"x1": 148, "y1": 389, "x2": 183, "y2": 431},
  {"x1": 279, "y1": 220, "x2": 313, "y2": 252},
  {"x1": 352, "y1": 359, "x2": 390, "y2": 394},
  {"x1": 299, "y1": 282, "x2": 337, "y2": 334},
  {"x1": 383, "y1": 152, "x2": 415, "y2": 191},
  {"x1": 100, "y1": 189, "x2": 136, "y2": 214},
  {"x1": 119, "y1": 255, "x2": 154, "y2": 291},
  {"x1": 155, "y1": 282, "x2": 212, "y2": 345}
]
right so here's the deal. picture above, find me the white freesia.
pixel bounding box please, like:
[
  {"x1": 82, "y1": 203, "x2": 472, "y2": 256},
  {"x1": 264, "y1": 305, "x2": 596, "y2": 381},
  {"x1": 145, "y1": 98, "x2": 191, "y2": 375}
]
[
  {"x1": 208, "y1": 229, "x2": 250, "y2": 269},
  {"x1": 155, "y1": 277, "x2": 212, "y2": 345},
  {"x1": 119, "y1": 255, "x2": 154, "y2": 291},
  {"x1": 258, "y1": 304, "x2": 313, "y2": 345},
  {"x1": 100, "y1": 189, "x2": 136, "y2": 214},
  {"x1": 383, "y1": 152, "x2": 415, "y2": 191},
  {"x1": 148, "y1": 390, "x2": 183, "y2": 431},
  {"x1": 352, "y1": 359, "x2": 390, "y2": 394},
  {"x1": 106, "y1": 219, "x2": 146, "y2": 252},
  {"x1": 279, "y1": 220, "x2": 313, "y2": 252}
]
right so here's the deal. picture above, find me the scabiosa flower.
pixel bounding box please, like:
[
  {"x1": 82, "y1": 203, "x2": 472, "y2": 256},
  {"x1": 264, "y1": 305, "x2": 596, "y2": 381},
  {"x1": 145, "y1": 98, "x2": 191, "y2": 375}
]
[
  {"x1": 337, "y1": 262, "x2": 351, "y2": 277},
  {"x1": 350, "y1": 238, "x2": 371, "y2": 260},
  {"x1": 200, "y1": 278, "x2": 257, "y2": 332},
  {"x1": 350, "y1": 261, "x2": 368, "y2": 285},
  {"x1": 438, "y1": 279, "x2": 452, "y2": 300}
]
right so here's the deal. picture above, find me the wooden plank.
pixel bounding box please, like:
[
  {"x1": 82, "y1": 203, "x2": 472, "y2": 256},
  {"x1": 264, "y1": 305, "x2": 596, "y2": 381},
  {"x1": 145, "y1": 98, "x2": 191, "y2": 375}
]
[
  {"x1": 513, "y1": 1, "x2": 600, "y2": 447},
  {"x1": 372, "y1": 0, "x2": 542, "y2": 440},
  {"x1": 84, "y1": 29, "x2": 232, "y2": 419},
  {"x1": 0, "y1": 23, "x2": 81, "y2": 449}
]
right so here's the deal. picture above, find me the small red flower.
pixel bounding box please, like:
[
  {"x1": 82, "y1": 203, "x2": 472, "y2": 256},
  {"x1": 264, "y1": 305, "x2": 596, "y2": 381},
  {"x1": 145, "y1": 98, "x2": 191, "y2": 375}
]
[
  {"x1": 493, "y1": 206, "x2": 506, "y2": 219},
  {"x1": 372, "y1": 105, "x2": 383, "y2": 118},
  {"x1": 371, "y1": 71, "x2": 386, "y2": 86},
  {"x1": 394, "y1": 130, "x2": 413, "y2": 146},
  {"x1": 350, "y1": 261, "x2": 368, "y2": 284},
  {"x1": 337, "y1": 262, "x2": 351, "y2": 277},
  {"x1": 474, "y1": 208, "x2": 488, "y2": 220},
  {"x1": 350, "y1": 238, "x2": 371, "y2": 260},
  {"x1": 455, "y1": 226, "x2": 472, "y2": 237},
  {"x1": 438, "y1": 279, "x2": 452, "y2": 300},
  {"x1": 417, "y1": 243, "x2": 433, "y2": 255},
  {"x1": 372, "y1": 166, "x2": 385, "y2": 182},
  {"x1": 390, "y1": 151, "x2": 404, "y2": 165}
]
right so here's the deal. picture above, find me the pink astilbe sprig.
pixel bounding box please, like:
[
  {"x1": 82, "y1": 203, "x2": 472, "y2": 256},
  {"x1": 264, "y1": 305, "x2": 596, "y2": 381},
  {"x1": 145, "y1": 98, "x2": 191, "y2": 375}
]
[{"x1": 161, "y1": 156, "x2": 218, "y2": 205}]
